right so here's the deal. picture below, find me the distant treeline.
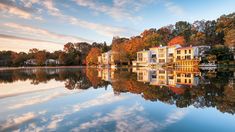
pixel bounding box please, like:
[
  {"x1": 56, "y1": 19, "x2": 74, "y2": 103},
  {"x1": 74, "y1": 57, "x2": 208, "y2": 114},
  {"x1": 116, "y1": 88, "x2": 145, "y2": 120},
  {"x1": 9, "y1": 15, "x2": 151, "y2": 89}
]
[{"x1": 0, "y1": 13, "x2": 234, "y2": 67}]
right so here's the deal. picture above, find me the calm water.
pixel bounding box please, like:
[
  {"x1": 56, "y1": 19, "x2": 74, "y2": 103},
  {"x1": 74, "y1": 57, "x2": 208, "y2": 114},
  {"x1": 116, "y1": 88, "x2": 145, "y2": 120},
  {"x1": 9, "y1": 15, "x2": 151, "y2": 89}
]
[{"x1": 0, "y1": 67, "x2": 234, "y2": 132}]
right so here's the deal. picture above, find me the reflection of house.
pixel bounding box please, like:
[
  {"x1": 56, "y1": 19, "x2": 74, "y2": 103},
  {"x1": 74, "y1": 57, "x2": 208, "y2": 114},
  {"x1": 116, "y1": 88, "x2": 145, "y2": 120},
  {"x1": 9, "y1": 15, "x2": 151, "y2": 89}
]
[
  {"x1": 98, "y1": 51, "x2": 115, "y2": 66},
  {"x1": 98, "y1": 68, "x2": 115, "y2": 82},
  {"x1": 133, "y1": 44, "x2": 210, "y2": 67},
  {"x1": 134, "y1": 68, "x2": 201, "y2": 94}
]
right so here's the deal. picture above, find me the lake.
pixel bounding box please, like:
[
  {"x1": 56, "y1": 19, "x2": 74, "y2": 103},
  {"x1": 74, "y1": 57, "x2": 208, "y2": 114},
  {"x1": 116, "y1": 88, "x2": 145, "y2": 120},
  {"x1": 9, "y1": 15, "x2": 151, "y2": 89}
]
[{"x1": 0, "y1": 67, "x2": 234, "y2": 132}]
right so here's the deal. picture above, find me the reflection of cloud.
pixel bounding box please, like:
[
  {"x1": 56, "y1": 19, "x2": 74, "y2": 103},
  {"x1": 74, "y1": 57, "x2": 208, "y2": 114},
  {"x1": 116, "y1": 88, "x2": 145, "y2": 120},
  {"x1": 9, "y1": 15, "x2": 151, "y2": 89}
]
[
  {"x1": 46, "y1": 92, "x2": 127, "y2": 130},
  {"x1": 0, "y1": 112, "x2": 37, "y2": 131},
  {"x1": 73, "y1": 92, "x2": 127, "y2": 111},
  {"x1": 159, "y1": 109, "x2": 187, "y2": 130},
  {"x1": 72, "y1": 104, "x2": 187, "y2": 132},
  {"x1": 8, "y1": 92, "x2": 73, "y2": 109},
  {"x1": 0, "y1": 80, "x2": 64, "y2": 99}
]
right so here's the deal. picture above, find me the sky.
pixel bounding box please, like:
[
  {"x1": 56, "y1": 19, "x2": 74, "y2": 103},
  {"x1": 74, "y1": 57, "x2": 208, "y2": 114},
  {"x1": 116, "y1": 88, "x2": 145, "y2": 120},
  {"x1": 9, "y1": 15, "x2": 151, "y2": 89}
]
[{"x1": 0, "y1": 0, "x2": 234, "y2": 52}]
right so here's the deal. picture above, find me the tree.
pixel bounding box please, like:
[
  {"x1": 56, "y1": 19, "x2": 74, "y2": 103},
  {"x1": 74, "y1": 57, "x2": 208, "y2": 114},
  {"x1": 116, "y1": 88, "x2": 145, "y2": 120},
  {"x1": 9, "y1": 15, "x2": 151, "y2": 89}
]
[
  {"x1": 224, "y1": 29, "x2": 235, "y2": 48},
  {"x1": 63, "y1": 42, "x2": 75, "y2": 53},
  {"x1": 173, "y1": 21, "x2": 192, "y2": 42},
  {"x1": 35, "y1": 50, "x2": 46, "y2": 65},
  {"x1": 142, "y1": 29, "x2": 165, "y2": 48},
  {"x1": 111, "y1": 37, "x2": 129, "y2": 65},
  {"x1": 168, "y1": 36, "x2": 186, "y2": 46},
  {"x1": 205, "y1": 20, "x2": 217, "y2": 45},
  {"x1": 11, "y1": 52, "x2": 27, "y2": 66},
  {"x1": 190, "y1": 32, "x2": 206, "y2": 46},
  {"x1": 124, "y1": 36, "x2": 144, "y2": 64},
  {"x1": 86, "y1": 48, "x2": 101, "y2": 65}
]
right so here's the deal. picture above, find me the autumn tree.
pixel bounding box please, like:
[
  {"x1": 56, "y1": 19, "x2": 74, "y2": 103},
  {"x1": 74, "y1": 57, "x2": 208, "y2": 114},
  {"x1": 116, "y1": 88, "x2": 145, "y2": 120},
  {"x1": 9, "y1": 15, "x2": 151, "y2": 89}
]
[
  {"x1": 111, "y1": 37, "x2": 129, "y2": 65},
  {"x1": 86, "y1": 48, "x2": 101, "y2": 65},
  {"x1": 124, "y1": 36, "x2": 144, "y2": 64},
  {"x1": 35, "y1": 50, "x2": 46, "y2": 65},
  {"x1": 141, "y1": 29, "x2": 165, "y2": 48},
  {"x1": 190, "y1": 32, "x2": 206, "y2": 46},
  {"x1": 224, "y1": 29, "x2": 235, "y2": 48},
  {"x1": 168, "y1": 36, "x2": 186, "y2": 46}
]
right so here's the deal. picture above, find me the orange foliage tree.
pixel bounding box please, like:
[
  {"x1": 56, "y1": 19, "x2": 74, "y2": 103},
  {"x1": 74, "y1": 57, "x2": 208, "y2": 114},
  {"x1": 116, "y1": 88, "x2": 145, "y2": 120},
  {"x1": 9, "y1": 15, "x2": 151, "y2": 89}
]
[
  {"x1": 168, "y1": 36, "x2": 186, "y2": 46},
  {"x1": 124, "y1": 36, "x2": 144, "y2": 63},
  {"x1": 86, "y1": 48, "x2": 101, "y2": 65}
]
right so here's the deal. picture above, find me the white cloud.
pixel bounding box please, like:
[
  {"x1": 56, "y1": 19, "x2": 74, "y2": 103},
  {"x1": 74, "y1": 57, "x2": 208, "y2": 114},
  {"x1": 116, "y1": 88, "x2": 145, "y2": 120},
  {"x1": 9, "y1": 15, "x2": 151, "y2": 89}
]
[
  {"x1": 3, "y1": 22, "x2": 90, "y2": 43},
  {"x1": 164, "y1": 1, "x2": 184, "y2": 16},
  {"x1": 74, "y1": 0, "x2": 153, "y2": 21},
  {"x1": 0, "y1": 3, "x2": 32, "y2": 19},
  {"x1": 40, "y1": 0, "x2": 132, "y2": 37},
  {"x1": 0, "y1": 34, "x2": 64, "y2": 52}
]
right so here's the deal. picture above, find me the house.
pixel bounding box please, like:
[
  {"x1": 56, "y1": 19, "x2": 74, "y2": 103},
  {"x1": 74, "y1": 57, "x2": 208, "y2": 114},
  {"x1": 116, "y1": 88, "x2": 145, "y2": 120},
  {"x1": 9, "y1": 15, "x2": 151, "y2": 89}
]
[
  {"x1": 98, "y1": 51, "x2": 115, "y2": 66},
  {"x1": 24, "y1": 59, "x2": 37, "y2": 65},
  {"x1": 45, "y1": 59, "x2": 60, "y2": 65},
  {"x1": 134, "y1": 50, "x2": 151, "y2": 67},
  {"x1": 133, "y1": 44, "x2": 182, "y2": 67}
]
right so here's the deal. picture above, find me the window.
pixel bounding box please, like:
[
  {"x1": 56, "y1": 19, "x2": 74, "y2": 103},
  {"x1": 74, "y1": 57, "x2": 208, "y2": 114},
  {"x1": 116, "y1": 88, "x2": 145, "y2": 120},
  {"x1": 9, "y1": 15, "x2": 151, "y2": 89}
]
[
  {"x1": 177, "y1": 50, "x2": 181, "y2": 54},
  {"x1": 189, "y1": 50, "x2": 191, "y2": 54},
  {"x1": 177, "y1": 79, "x2": 181, "y2": 83},
  {"x1": 185, "y1": 79, "x2": 187, "y2": 83},
  {"x1": 138, "y1": 53, "x2": 143, "y2": 61},
  {"x1": 159, "y1": 54, "x2": 165, "y2": 57},
  {"x1": 159, "y1": 49, "x2": 164, "y2": 53},
  {"x1": 186, "y1": 55, "x2": 191, "y2": 60},
  {"x1": 159, "y1": 59, "x2": 165, "y2": 63},
  {"x1": 185, "y1": 73, "x2": 191, "y2": 77},
  {"x1": 177, "y1": 74, "x2": 181, "y2": 77},
  {"x1": 151, "y1": 54, "x2": 156, "y2": 58},
  {"x1": 189, "y1": 79, "x2": 191, "y2": 83},
  {"x1": 159, "y1": 70, "x2": 165, "y2": 74},
  {"x1": 168, "y1": 53, "x2": 173, "y2": 57},
  {"x1": 177, "y1": 56, "x2": 181, "y2": 60},
  {"x1": 138, "y1": 72, "x2": 143, "y2": 80},
  {"x1": 185, "y1": 50, "x2": 187, "y2": 54}
]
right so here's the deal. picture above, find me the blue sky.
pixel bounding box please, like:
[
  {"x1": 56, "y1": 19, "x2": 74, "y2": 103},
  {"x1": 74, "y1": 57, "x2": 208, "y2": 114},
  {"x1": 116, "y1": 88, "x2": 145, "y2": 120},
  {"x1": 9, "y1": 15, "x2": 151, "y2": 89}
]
[{"x1": 0, "y1": 0, "x2": 234, "y2": 52}]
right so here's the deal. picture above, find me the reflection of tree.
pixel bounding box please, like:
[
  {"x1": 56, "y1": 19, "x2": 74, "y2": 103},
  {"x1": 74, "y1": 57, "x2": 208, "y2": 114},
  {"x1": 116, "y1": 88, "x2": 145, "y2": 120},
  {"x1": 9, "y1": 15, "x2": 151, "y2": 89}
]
[
  {"x1": 0, "y1": 68, "x2": 235, "y2": 114},
  {"x1": 85, "y1": 68, "x2": 110, "y2": 89},
  {"x1": 111, "y1": 69, "x2": 235, "y2": 114}
]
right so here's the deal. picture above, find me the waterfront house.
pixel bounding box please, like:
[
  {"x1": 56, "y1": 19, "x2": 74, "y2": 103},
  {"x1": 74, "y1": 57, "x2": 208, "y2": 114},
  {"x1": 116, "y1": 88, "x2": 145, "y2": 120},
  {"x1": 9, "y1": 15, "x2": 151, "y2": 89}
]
[
  {"x1": 133, "y1": 44, "x2": 210, "y2": 67},
  {"x1": 45, "y1": 59, "x2": 60, "y2": 65},
  {"x1": 98, "y1": 51, "x2": 115, "y2": 66},
  {"x1": 24, "y1": 59, "x2": 37, "y2": 65}
]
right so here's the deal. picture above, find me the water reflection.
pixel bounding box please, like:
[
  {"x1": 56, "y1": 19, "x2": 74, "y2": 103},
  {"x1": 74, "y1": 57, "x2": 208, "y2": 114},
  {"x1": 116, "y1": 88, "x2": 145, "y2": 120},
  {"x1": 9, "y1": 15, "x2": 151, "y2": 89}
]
[{"x1": 0, "y1": 67, "x2": 234, "y2": 131}]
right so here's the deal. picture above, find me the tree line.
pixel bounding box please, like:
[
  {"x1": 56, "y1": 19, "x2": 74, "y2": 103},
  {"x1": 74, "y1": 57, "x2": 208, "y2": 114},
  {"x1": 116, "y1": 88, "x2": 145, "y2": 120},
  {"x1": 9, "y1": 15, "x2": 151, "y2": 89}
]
[{"x1": 1, "y1": 13, "x2": 234, "y2": 67}]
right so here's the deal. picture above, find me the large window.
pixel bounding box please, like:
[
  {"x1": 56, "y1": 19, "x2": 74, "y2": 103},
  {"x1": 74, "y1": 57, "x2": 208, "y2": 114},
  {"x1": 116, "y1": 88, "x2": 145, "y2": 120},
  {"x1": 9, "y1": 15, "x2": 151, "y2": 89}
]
[
  {"x1": 177, "y1": 50, "x2": 181, "y2": 54},
  {"x1": 177, "y1": 56, "x2": 181, "y2": 60},
  {"x1": 151, "y1": 54, "x2": 156, "y2": 58},
  {"x1": 186, "y1": 55, "x2": 191, "y2": 60},
  {"x1": 138, "y1": 72, "x2": 143, "y2": 80},
  {"x1": 138, "y1": 53, "x2": 143, "y2": 61}
]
